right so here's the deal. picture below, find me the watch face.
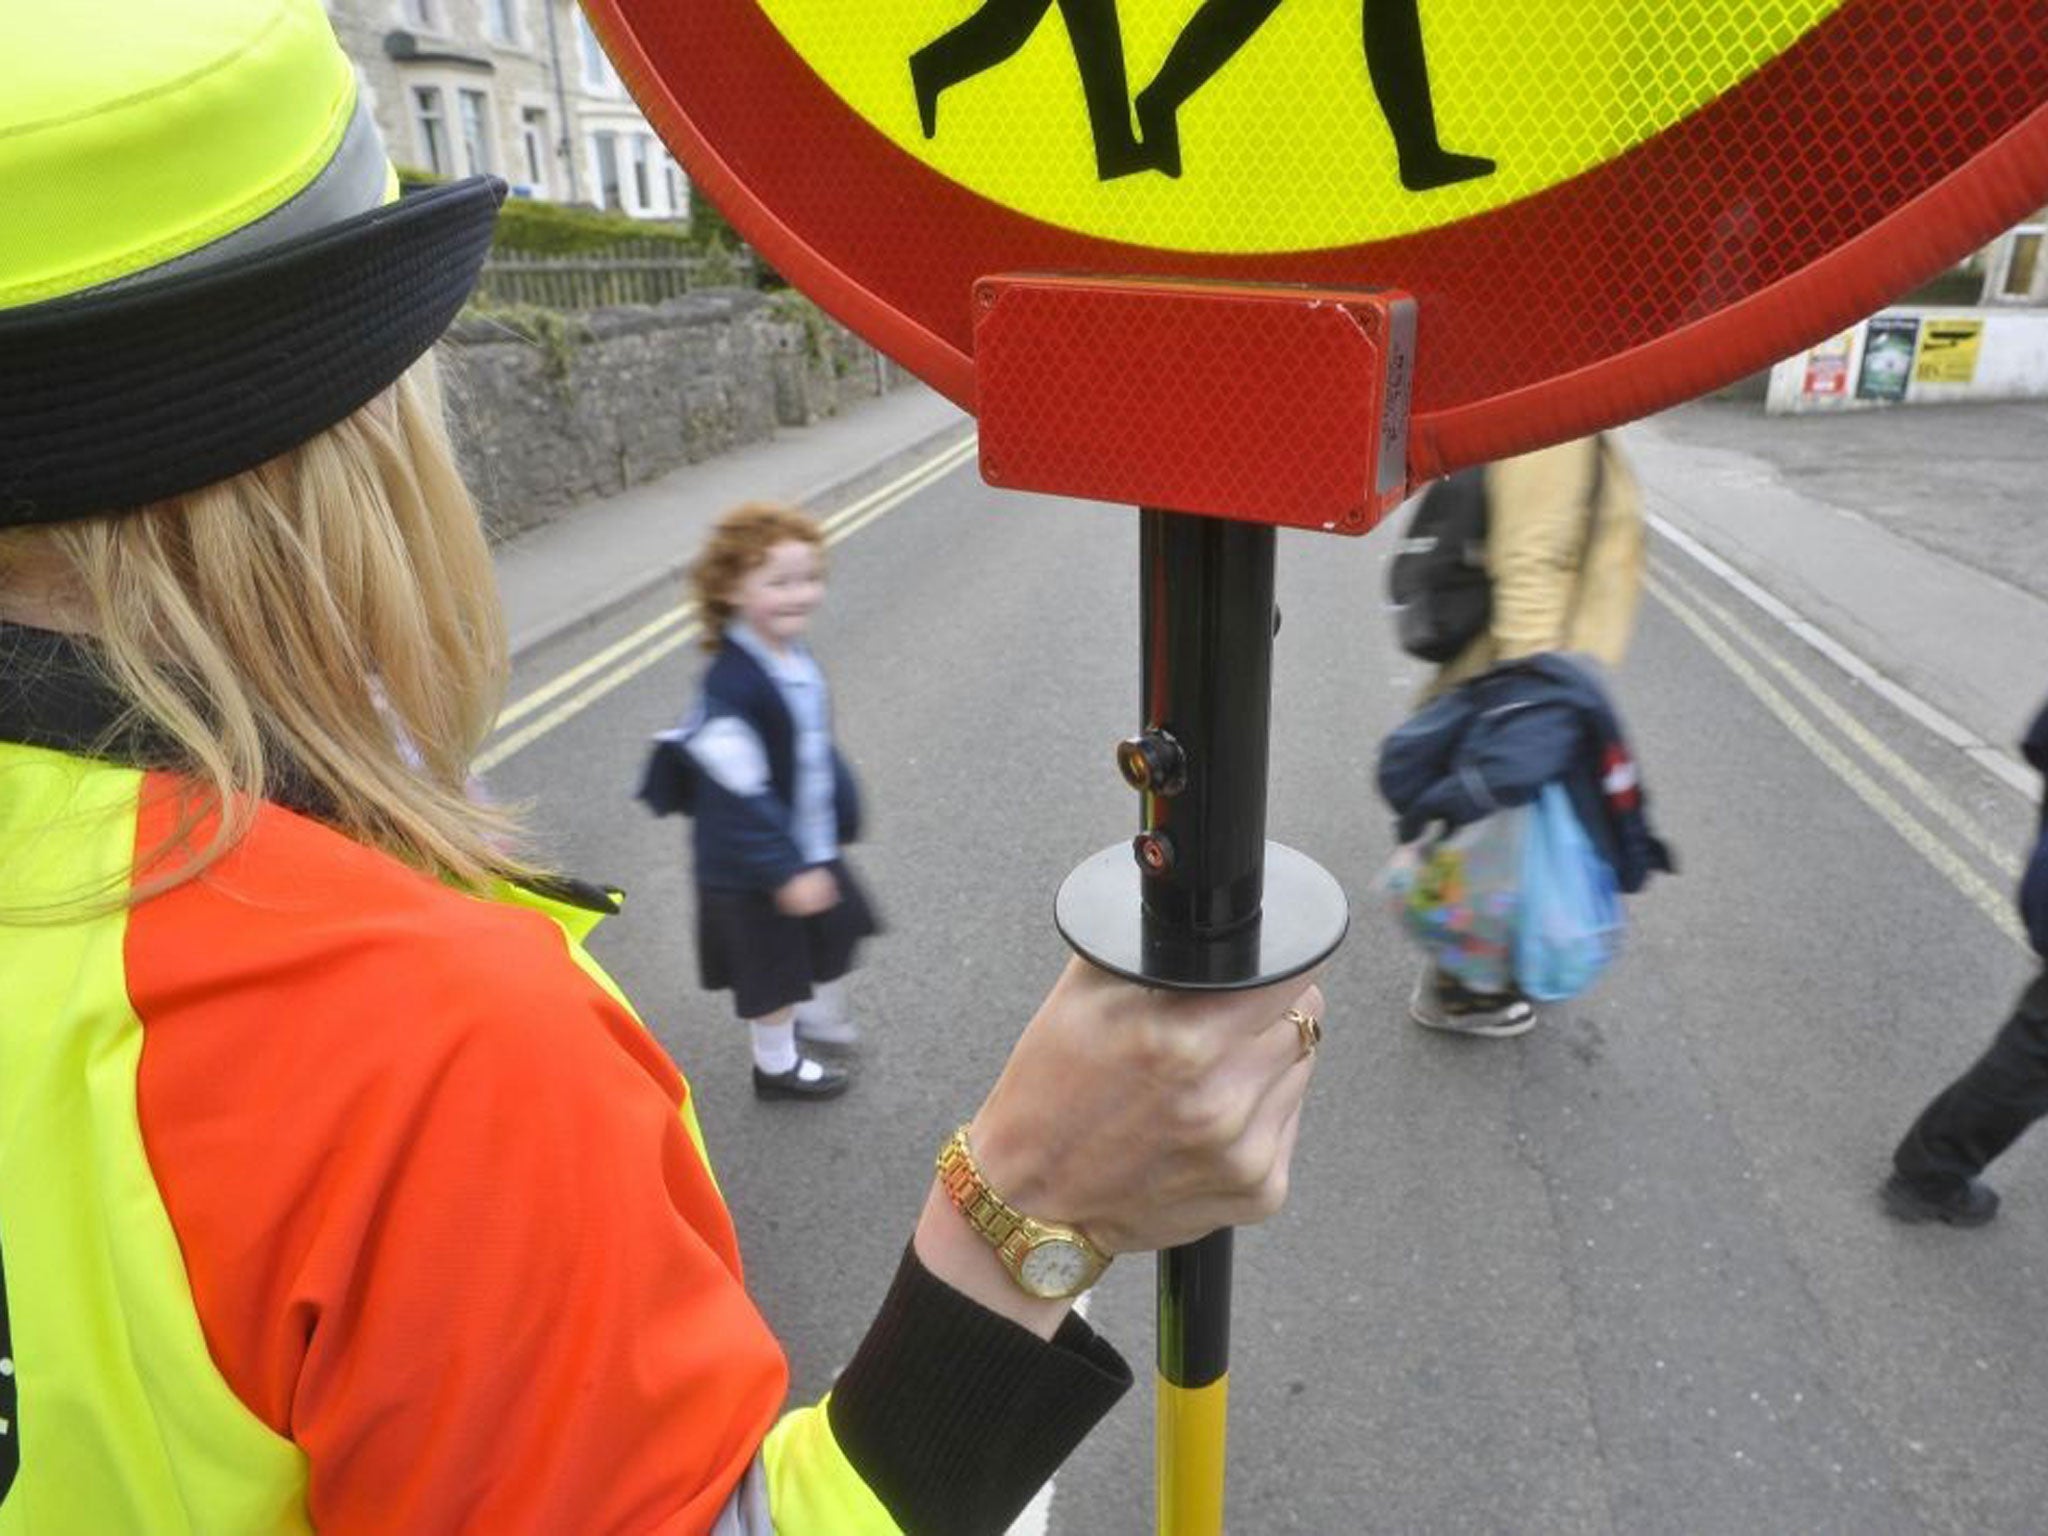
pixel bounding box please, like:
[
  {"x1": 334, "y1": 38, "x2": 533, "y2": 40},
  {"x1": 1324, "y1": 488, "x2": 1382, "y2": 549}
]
[{"x1": 1019, "y1": 1238, "x2": 1097, "y2": 1298}]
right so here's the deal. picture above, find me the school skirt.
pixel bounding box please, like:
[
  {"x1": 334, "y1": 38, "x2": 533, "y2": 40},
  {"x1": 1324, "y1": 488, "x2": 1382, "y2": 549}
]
[{"x1": 697, "y1": 858, "x2": 881, "y2": 1019}]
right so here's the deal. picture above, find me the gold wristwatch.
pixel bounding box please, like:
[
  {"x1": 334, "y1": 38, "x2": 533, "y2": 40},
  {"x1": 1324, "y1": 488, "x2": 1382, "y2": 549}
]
[{"x1": 936, "y1": 1125, "x2": 1111, "y2": 1301}]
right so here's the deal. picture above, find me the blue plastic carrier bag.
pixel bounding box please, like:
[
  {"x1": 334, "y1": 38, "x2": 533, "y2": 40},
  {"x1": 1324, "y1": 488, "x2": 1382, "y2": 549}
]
[{"x1": 1514, "y1": 783, "x2": 1622, "y2": 1001}]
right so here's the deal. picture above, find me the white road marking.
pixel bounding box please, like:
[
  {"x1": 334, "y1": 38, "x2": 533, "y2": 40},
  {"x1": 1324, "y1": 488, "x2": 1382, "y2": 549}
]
[
  {"x1": 1648, "y1": 512, "x2": 2037, "y2": 799},
  {"x1": 1646, "y1": 572, "x2": 2028, "y2": 950},
  {"x1": 1650, "y1": 557, "x2": 2023, "y2": 880},
  {"x1": 477, "y1": 434, "x2": 978, "y2": 770}
]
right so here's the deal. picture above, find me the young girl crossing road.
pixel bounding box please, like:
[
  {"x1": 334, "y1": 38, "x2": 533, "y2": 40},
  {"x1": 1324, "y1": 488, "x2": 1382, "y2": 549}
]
[{"x1": 678, "y1": 503, "x2": 881, "y2": 1101}]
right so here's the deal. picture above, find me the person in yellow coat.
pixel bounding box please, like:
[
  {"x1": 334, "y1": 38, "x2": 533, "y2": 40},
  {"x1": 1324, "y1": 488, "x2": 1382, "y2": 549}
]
[{"x1": 1411, "y1": 433, "x2": 1646, "y2": 1037}]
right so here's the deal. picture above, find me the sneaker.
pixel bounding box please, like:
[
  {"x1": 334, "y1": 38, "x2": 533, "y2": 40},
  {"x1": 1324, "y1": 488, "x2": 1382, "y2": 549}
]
[
  {"x1": 1881, "y1": 1171, "x2": 1999, "y2": 1228},
  {"x1": 752, "y1": 1057, "x2": 850, "y2": 1102},
  {"x1": 1410, "y1": 969, "x2": 1537, "y2": 1038}
]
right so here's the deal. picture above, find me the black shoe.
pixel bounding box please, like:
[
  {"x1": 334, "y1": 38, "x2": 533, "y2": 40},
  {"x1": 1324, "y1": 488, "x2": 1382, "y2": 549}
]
[
  {"x1": 1410, "y1": 966, "x2": 1536, "y2": 1038},
  {"x1": 752, "y1": 1057, "x2": 850, "y2": 1102},
  {"x1": 1881, "y1": 1171, "x2": 1999, "y2": 1227},
  {"x1": 1093, "y1": 133, "x2": 1158, "y2": 182},
  {"x1": 1396, "y1": 147, "x2": 1496, "y2": 193},
  {"x1": 1132, "y1": 90, "x2": 1183, "y2": 179},
  {"x1": 910, "y1": 55, "x2": 942, "y2": 139}
]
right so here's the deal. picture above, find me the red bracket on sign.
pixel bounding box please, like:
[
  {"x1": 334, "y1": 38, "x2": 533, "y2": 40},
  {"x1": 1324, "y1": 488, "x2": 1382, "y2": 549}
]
[{"x1": 973, "y1": 275, "x2": 1415, "y2": 536}]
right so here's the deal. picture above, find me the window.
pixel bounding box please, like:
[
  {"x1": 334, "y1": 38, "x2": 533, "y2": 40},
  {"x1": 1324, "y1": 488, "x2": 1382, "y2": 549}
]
[
  {"x1": 664, "y1": 158, "x2": 687, "y2": 220},
  {"x1": 412, "y1": 85, "x2": 450, "y2": 177},
  {"x1": 402, "y1": 0, "x2": 444, "y2": 32},
  {"x1": 458, "y1": 89, "x2": 494, "y2": 177},
  {"x1": 630, "y1": 135, "x2": 652, "y2": 213},
  {"x1": 484, "y1": 0, "x2": 519, "y2": 45},
  {"x1": 591, "y1": 130, "x2": 622, "y2": 211},
  {"x1": 577, "y1": 10, "x2": 617, "y2": 93},
  {"x1": 520, "y1": 107, "x2": 551, "y2": 193},
  {"x1": 2002, "y1": 229, "x2": 2043, "y2": 300}
]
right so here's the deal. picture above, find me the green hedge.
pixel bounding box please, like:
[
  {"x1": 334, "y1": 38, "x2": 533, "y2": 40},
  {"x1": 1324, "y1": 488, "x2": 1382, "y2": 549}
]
[
  {"x1": 1897, "y1": 267, "x2": 1986, "y2": 307},
  {"x1": 493, "y1": 196, "x2": 693, "y2": 255},
  {"x1": 693, "y1": 188, "x2": 783, "y2": 288},
  {"x1": 395, "y1": 165, "x2": 695, "y2": 254},
  {"x1": 397, "y1": 165, "x2": 787, "y2": 287}
]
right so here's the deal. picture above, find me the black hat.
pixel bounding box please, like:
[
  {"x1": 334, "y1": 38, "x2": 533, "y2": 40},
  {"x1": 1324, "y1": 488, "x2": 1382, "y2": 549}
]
[{"x1": 0, "y1": 0, "x2": 504, "y2": 526}]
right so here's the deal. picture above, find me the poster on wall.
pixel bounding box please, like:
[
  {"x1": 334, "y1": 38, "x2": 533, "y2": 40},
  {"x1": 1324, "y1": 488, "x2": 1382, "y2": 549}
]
[
  {"x1": 1856, "y1": 315, "x2": 1920, "y2": 401},
  {"x1": 1913, "y1": 319, "x2": 1985, "y2": 385},
  {"x1": 1801, "y1": 331, "x2": 1855, "y2": 396}
]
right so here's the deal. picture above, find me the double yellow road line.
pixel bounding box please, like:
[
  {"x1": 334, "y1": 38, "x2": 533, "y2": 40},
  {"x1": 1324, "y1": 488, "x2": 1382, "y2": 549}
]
[
  {"x1": 475, "y1": 433, "x2": 978, "y2": 774},
  {"x1": 1646, "y1": 550, "x2": 2030, "y2": 950}
]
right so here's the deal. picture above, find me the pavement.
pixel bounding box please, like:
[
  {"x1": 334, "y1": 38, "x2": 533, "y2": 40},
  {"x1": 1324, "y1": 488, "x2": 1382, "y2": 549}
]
[
  {"x1": 1630, "y1": 396, "x2": 2048, "y2": 779},
  {"x1": 491, "y1": 383, "x2": 972, "y2": 662}
]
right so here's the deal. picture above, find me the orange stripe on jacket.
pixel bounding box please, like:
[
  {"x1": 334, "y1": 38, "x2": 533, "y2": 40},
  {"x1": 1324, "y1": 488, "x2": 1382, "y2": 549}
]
[{"x1": 127, "y1": 779, "x2": 787, "y2": 1533}]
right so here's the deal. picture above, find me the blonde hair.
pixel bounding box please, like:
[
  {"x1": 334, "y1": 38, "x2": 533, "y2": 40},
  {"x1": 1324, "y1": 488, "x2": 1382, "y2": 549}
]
[
  {"x1": 689, "y1": 501, "x2": 824, "y2": 651},
  {"x1": 0, "y1": 356, "x2": 532, "y2": 914}
]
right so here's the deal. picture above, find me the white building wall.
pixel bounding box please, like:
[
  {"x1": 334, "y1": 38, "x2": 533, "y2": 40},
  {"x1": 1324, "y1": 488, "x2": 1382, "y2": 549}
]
[
  {"x1": 321, "y1": 0, "x2": 686, "y2": 220},
  {"x1": 1767, "y1": 307, "x2": 2048, "y2": 414},
  {"x1": 561, "y1": 1, "x2": 687, "y2": 220}
]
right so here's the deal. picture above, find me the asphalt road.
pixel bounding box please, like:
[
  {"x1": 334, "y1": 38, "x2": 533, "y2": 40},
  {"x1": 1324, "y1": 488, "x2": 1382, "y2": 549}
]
[{"x1": 485, "y1": 402, "x2": 2048, "y2": 1536}]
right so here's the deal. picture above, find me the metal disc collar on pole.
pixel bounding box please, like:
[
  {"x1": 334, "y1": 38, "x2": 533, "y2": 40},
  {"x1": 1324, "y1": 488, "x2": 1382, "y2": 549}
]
[{"x1": 1055, "y1": 839, "x2": 1348, "y2": 991}]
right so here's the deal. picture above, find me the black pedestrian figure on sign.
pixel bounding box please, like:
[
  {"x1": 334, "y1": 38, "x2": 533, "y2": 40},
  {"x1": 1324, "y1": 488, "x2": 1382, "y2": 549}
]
[
  {"x1": 911, "y1": 0, "x2": 1496, "y2": 188},
  {"x1": 910, "y1": 0, "x2": 1151, "y2": 179},
  {"x1": 1134, "y1": 0, "x2": 1495, "y2": 188}
]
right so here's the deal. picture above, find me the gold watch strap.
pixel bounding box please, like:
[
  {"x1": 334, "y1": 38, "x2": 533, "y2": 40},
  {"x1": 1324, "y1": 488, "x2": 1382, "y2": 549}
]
[{"x1": 936, "y1": 1125, "x2": 1107, "y2": 1264}]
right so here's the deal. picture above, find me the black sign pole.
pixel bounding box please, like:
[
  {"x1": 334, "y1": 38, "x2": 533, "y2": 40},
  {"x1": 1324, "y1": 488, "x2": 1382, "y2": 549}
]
[{"x1": 1057, "y1": 506, "x2": 1348, "y2": 1534}]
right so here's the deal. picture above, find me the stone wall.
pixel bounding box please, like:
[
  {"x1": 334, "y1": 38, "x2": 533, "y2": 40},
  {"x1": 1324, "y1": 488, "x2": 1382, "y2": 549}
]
[{"x1": 438, "y1": 289, "x2": 914, "y2": 540}]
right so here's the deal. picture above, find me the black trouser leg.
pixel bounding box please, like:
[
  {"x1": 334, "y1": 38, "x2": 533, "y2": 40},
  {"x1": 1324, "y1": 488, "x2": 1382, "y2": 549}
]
[
  {"x1": 1362, "y1": 0, "x2": 1494, "y2": 189},
  {"x1": 911, "y1": 1, "x2": 1055, "y2": 136},
  {"x1": 1054, "y1": 0, "x2": 1144, "y2": 176},
  {"x1": 1139, "y1": 0, "x2": 1283, "y2": 115},
  {"x1": 1894, "y1": 969, "x2": 2048, "y2": 1194},
  {"x1": 1133, "y1": 0, "x2": 1284, "y2": 174},
  {"x1": 1362, "y1": 0, "x2": 1442, "y2": 159}
]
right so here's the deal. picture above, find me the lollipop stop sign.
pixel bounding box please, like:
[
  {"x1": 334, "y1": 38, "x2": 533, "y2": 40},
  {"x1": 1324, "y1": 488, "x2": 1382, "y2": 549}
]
[{"x1": 585, "y1": 0, "x2": 2048, "y2": 527}]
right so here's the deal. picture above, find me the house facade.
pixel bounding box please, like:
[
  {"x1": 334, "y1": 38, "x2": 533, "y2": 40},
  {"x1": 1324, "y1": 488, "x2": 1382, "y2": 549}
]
[{"x1": 323, "y1": 0, "x2": 689, "y2": 222}]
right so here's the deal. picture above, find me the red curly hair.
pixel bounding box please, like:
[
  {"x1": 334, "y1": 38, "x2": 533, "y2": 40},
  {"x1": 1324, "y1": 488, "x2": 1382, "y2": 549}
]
[{"x1": 690, "y1": 501, "x2": 825, "y2": 649}]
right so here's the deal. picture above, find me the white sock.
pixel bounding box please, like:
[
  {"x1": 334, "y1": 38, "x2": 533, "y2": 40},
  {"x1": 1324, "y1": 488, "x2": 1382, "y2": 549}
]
[
  {"x1": 795, "y1": 979, "x2": 856, "y2": 1041},
  {"x1": 749, "y1": 1019, "x2": 828, "y2": 1080},
  {"x1": 750, "y1": 1019, "x2": 798, "y2": 1075}
]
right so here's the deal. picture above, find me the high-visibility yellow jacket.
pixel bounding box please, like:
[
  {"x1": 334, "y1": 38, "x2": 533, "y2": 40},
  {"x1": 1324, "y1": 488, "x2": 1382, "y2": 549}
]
[{"x1": 0, "y1": 622, "x2": 1126, "y2": 1535}]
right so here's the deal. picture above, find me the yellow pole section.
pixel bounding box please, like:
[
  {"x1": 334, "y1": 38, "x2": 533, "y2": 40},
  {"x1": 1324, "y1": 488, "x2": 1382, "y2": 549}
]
[{"x1": 1156, "y1": 1374, "x2": 1229, "y2": 1535}]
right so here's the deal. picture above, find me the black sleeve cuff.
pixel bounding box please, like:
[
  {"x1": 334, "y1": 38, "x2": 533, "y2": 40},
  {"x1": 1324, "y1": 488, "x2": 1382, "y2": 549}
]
[{"x1": 827, "y1": 1243, "x2": 1131, "y2": 1536}]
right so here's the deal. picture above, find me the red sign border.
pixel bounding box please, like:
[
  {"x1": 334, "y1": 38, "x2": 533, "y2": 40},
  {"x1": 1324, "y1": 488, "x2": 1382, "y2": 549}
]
[{"x1": 589, "y1": 1, "x2": 2048, "y2": 480}]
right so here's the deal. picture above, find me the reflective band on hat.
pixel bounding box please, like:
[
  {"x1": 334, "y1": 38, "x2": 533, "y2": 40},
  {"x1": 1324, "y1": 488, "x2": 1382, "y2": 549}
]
[
  {"x1": 0, "y1": 0, "x2": 500, "y2": 526},
  {"x1": 95, "y1": 96, "x2": 396, "y2": 296},
  {"x1": 0, "y1": 0, "x2": 361, "y2": 311}
]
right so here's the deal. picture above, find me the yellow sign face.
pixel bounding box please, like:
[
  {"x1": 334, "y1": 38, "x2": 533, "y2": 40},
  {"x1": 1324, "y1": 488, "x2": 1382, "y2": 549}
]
[
  {"x1": 1913, "y1": 318, "x2": 1984, "y2": 385},
  {"x1": 756, "y1": 0, "x2": 1847, "y2": 253}
]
